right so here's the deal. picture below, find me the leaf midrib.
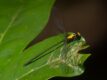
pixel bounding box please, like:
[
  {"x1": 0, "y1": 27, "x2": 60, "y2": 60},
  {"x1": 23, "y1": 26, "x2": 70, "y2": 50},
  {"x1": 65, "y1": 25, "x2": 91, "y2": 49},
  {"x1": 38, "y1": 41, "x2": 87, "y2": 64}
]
[{"x1": 0, "y1": 8, "x2": 22, "y2": 45}]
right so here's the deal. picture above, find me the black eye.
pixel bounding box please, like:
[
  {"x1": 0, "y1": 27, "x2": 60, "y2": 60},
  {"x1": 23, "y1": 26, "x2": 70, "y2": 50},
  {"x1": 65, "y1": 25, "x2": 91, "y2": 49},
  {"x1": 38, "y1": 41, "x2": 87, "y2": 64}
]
[{"x1": 75, "y1": 34, "x2": 81, "y2": 40}]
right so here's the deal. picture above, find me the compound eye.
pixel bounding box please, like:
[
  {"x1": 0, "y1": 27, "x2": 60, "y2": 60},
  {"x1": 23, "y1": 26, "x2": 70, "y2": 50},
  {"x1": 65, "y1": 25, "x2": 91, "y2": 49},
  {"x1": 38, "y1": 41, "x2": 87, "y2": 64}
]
[{"x1": 76, "y1": 32, "x2": 81, "y2": 40}]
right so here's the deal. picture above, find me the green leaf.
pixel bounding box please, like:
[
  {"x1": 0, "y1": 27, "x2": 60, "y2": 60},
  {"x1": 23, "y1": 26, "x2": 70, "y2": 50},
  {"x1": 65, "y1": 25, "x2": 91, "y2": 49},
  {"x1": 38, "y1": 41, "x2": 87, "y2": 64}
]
[
  {"x1": 19, "y1": 34, "x2": 64, "y2": 80},
  {"x1": 18, "y1": 33, "x2": 91, "y2": 80},
  {"x1": 0, "y1": 0, "x2": 55, "y2": 80},
  {"x1": 0, "y1": 0, "x2": 91, "y2": 80}
]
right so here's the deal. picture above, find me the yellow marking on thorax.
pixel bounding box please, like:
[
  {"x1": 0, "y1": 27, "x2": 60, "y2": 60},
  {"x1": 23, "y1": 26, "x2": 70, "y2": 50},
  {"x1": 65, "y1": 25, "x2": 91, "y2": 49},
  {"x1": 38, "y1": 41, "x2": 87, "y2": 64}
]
[{"x1": 67, "y1": 34, "x2": 75, "y2": 39}]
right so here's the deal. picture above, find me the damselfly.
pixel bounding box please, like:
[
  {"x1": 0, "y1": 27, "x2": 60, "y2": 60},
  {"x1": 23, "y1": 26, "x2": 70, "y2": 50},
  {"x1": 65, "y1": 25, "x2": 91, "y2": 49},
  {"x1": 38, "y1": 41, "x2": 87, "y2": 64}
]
[
  {"x1": 24, "y1": 31, "x2": 88, "y2": 67},
  {"x1": 24, "y1": 12, "x2": 89, "y2": 68}
]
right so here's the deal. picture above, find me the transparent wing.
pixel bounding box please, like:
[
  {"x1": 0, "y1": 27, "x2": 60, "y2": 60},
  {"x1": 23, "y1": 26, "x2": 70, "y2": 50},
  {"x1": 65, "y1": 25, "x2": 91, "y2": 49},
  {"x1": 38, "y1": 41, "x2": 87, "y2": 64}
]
[{"x1": 24, "y1": 40, "x2": 64, "y2": 66}]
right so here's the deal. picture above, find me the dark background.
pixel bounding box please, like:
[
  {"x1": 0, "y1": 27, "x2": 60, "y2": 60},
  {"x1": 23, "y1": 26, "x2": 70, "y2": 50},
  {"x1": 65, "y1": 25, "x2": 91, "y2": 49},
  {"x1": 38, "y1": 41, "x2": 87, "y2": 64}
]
[{"x1": 32, "y1": 0, "x2": 107, "y2": 80}]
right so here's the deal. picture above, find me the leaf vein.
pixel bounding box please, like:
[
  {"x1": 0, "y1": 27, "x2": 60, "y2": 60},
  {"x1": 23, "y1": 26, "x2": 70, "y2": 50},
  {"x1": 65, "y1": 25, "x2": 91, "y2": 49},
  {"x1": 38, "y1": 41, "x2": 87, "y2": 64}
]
[{"x1": 0, "y1": 8, "x2": 22, "y2": 44}]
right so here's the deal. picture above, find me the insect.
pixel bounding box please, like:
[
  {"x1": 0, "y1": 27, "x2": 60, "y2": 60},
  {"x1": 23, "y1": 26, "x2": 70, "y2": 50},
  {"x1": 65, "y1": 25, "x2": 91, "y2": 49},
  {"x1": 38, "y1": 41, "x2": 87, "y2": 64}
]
[
  {"x1": 24, "y1": 11, "x2": 88, "y2": 67},
  {"x1": 24, "y1": 32, "x2": 84, "y2": 67}
]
